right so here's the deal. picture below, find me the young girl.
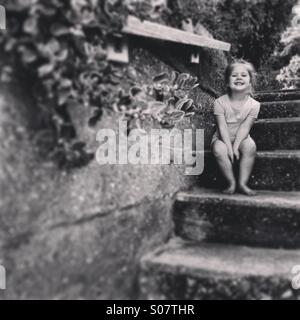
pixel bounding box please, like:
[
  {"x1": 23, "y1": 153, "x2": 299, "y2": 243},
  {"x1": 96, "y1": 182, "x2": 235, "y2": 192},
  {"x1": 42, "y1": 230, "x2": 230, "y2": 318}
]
[{"x1": 211, "y1": 59, "x2": 260, "y2": 196}]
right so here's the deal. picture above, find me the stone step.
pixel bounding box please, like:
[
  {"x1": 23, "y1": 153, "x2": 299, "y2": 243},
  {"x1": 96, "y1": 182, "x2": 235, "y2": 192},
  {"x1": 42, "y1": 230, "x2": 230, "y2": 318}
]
[
  {"x1": 252, "y1": 117, "x2": 300, "y2": 150},
  {"x1": 198, "y1": 150, "x2": 300, "y2": 191},
  {"x1": 174, "y1": 188, "x2": 300, "y2": 248},
  {"x1": 254, "y1": 90, "x2": 300, "y2": 103},
  {"x1": 139, "y1": 238, "x2": 300, "y2": 299},
  {"x1": 259, "y1": 100, "x2": 300, "y2": 119}
]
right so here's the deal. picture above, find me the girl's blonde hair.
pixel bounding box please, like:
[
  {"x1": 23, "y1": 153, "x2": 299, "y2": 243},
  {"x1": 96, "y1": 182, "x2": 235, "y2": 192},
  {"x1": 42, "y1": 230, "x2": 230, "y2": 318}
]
[{"x1": 225, "y1": 59, "x2": 257, "y2": 95}]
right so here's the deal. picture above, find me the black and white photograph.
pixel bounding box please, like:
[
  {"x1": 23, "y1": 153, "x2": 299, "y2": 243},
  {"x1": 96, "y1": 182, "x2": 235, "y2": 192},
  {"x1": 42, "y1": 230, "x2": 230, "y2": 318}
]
[{"x1": 0, "y1": 0, "x2": 299, "y2": 303}]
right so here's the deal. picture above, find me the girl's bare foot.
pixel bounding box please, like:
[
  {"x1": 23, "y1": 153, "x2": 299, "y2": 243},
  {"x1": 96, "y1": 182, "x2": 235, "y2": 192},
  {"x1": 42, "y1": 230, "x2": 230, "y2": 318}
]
[
  {"x1": 238, "y1": 184, "x2": 256, "y2": 196},
  {"x1": 222, "y1": 183, "x2": 236, "y2": 194}
]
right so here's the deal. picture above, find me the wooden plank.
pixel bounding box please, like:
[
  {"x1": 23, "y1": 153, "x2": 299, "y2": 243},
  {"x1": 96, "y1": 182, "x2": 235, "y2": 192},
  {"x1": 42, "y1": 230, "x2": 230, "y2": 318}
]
[
  {"x1": 123, "y1": 15, "x2": 231, "y2": 52},
  {"x1": 191, "y1": 52, "x2": 200, "y2": 63},
  {"x1": 107, "y1": 36, "x2": 129, "y2": 63}
]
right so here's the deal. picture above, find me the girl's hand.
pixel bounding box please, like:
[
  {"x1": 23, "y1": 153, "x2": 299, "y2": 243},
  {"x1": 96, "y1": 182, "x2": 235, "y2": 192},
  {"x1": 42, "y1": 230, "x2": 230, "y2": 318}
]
[
  {"x1": 227, "y1": 145, "x2": 234, "y2": 163},
  {"x1": 233, "y1": 145, "x2": 240, "y2": 160}
]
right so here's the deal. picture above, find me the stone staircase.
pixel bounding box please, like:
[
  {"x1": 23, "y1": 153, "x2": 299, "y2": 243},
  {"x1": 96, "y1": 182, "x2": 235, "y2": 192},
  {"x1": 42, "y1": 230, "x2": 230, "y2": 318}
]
[{"x1": 139, "y1": 90, "x2": 300, "y2": 300}]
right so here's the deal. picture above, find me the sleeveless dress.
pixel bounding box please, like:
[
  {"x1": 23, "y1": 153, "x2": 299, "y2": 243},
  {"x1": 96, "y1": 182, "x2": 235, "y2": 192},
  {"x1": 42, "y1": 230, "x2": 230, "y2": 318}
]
[{"x1": 211, "y1": 94, "x2": 260, "y2": 145}]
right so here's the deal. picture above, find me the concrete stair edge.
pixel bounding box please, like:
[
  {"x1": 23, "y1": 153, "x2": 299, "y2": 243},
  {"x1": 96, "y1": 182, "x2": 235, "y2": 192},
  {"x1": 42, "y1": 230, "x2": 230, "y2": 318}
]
[
  {"x1": 141, "y1": 238, "x2": 300, "y2": 278},
  {"x1": 175, "y1": 188, "x2": 300, "y2": 208},
  {"x1": 139, "y1": 238, "x2": 300, "y2": 299}
]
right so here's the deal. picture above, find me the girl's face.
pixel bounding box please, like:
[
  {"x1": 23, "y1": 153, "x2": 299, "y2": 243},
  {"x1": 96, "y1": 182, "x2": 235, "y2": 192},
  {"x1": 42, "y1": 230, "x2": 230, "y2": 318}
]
[{"x1": 228, "y1": 64, "x2": 251, "y2": 93}]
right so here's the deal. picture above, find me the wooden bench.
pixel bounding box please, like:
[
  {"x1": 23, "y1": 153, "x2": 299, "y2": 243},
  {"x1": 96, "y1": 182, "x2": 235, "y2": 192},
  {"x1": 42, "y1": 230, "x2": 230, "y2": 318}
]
[{"x1": 107, "y1": 15, "x2": 231, "y2": 63}]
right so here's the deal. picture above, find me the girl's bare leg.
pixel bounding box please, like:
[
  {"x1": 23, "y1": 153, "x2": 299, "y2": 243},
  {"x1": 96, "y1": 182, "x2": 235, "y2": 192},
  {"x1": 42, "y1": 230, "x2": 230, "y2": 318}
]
[
  {"x1": 212, "y1": 140, "x2": 236, "y2": 194},
  {"x1": 238, "y1": 138, "x2": 257, "y2": 196}
]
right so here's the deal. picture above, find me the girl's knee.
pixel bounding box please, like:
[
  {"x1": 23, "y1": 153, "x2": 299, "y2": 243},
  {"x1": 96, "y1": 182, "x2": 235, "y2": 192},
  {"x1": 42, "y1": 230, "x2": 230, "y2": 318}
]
[
  {"x1": 212, "y1": 141, "x2": 227, "y2": 158},
  {"x1": 240, "y1": 138, "x2": 256, "y2": 155}
]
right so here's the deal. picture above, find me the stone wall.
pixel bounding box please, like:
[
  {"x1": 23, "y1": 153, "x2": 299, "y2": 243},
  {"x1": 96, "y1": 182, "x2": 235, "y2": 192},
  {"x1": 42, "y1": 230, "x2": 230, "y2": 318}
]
[{"x1": 0, "y1": 39, "x2": 227, "y2": 299}]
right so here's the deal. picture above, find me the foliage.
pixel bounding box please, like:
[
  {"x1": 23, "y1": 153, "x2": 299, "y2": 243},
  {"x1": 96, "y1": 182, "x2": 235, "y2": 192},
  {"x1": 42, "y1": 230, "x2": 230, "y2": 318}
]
[
  {"x1": 0, "y1": 0, "x2": 177, "y2": 168},
  {"x1": 114, "y1": 71, "x2": 200, "y2": 132},
  {"x1": 277, "y1": 1, "x2": 300, "y2": 56},
  {"x1": 167, "y1": 0, "x2": 297, "y2": 69},
  {"x1": 275, "y1": 2, "x2": 300, "y2": 88},
  {"x1": 276, "y1": 55, "x2": 300, "y2": 88}
]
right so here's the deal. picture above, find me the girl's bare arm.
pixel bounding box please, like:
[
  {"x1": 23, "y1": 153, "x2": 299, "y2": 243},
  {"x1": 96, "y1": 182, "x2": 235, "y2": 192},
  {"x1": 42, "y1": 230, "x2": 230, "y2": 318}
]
[
  {"x1": 233, "y1": 116, "x2": 256, "y2": 156},
  {"x1": 215, "y1": 115, "x2": 234, "y2": 161}
]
